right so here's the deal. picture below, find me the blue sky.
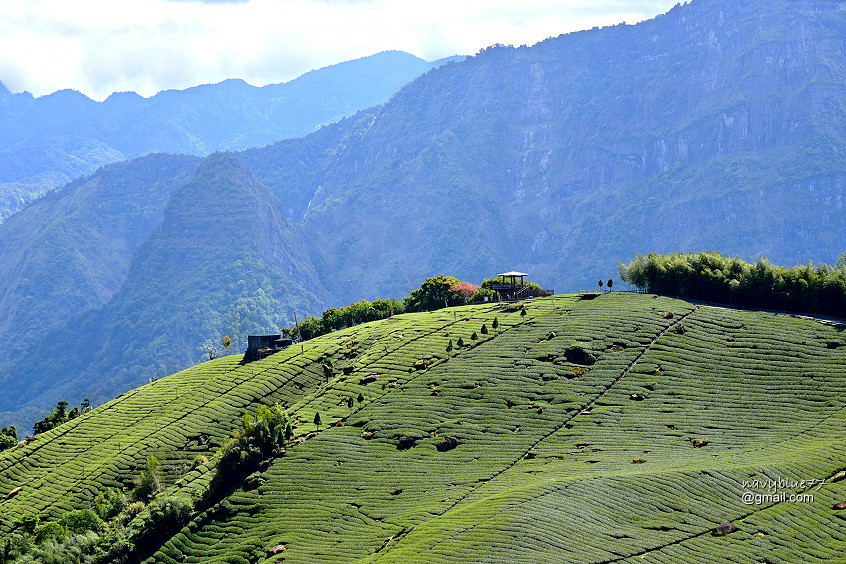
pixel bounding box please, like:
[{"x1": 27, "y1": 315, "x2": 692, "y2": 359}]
[{"x1": 0, "y1": 0, "x2": 680, "y2": 100}]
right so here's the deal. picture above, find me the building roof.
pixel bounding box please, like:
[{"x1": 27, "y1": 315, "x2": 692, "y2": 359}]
[{"x1": 498, "y1": 271, "x2": 528, "y2": 277}]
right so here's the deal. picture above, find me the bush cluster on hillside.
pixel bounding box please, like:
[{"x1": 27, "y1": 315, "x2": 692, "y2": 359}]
[
  {"x1": 209, "y1": 403, "x2": 292, "y2": 497},
  {"x1": 133, "y1": 455, "x2": 162, "y2": 503},
  {"x1": 285, "y1": 274, "x2": 541, "y2": 343},
  {"x1": 285, "y1": 297, "x2": 403, "y2": 341},
  {"x1": 619, "y1": 251, "x2": 846, "y2": 317},
  {"x1": 32, "y1": 399, "x2": 91, "y2": 435},
  {"x1": 3, "y1": 463, "x2": 196, "y2": 562},
  {"x1": 0, "y1": 426, "x2": 17, "y2": 452},
  {"x1": 5, "y1": 504, "x2": 130, "y2": 563}
]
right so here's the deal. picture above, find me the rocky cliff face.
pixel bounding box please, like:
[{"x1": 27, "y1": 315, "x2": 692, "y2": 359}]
[{"x1": 286, "y1": 0, "x2": 846, "y2": 302}]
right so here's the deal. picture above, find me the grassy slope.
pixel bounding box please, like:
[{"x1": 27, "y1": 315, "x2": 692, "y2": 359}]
[{"x1": 1, "y1": 293, "x2": 845, "y2": 562}]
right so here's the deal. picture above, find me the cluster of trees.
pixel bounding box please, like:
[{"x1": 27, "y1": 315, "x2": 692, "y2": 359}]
[
  {"x1": 404, "y1": 276, "x2": 479, "y2": 312},
  {"x1": 284, "y1": 274, "x2": 546, "y2": 344},
  {"x1": 283, "y1": 276, "x2": 479, "y2": 342},
  {"x1": 4, "y1": 507, "x2": 120, "y2": 563},
  {"x1": 6, "y1": 403, "x2": 292, "y2": 562},
  {"x1": 0, "y1": 426, "x2": 17, "y2": 452},
  {"x1": 284, "y1": 297, "x2": 404, "y2": 341},
  {"x1": 3, "y1": 450, "x2": 197, "y2": 562},
  {"x1": 619, "y1": 251, "x2": 846, "y2": 317},
  {"x1": 32, "y1": 399, "x2": 91, "y2": 434},
  {"x1": 210, "y1": 403, "x2": 292, "y2": 497},
  {"x1": 407, "y1": 275, "x2": 549, "y2": 310}
]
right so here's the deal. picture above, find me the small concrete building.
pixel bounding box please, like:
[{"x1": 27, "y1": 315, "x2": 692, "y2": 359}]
[{"x1": 244, "y1": 334, "x2": 292, "y2": 362}]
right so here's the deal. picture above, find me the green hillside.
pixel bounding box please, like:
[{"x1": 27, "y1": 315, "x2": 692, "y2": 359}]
[{"x1": 3, "y1": 293, "x2": 846, "y2": 562}]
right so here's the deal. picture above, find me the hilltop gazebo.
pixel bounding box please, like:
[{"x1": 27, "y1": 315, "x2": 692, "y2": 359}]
[{"x1": 491, "y1": 271, "x2": 554, "y2": 300}]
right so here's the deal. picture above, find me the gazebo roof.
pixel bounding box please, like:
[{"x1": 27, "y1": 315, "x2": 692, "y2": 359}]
[{"x1": 498, "y1": 271, "x2": 528, "y2": 277}]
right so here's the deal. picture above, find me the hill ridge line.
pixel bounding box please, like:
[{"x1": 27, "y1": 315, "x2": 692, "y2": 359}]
[
  {"x1": 375, "y1": 302, "x2": 699, "y2": 558},
  {"x1": 7, "y1": 294, "x2": 846, "y2": 561}
]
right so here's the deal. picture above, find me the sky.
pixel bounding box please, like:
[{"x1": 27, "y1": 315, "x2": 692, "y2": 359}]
[{"x1": 0, "y1": 0, "x2": 680, "y2": 101}]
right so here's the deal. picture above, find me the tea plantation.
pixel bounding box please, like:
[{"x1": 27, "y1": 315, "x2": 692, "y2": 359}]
[{"x1": 2, "y1": 293, "x2": 846, "y2": 562}]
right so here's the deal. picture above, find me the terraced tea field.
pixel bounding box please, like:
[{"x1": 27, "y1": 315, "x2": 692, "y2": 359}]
[{"x1": 2, "y1": 293, "x2": 846, "y2": 562}]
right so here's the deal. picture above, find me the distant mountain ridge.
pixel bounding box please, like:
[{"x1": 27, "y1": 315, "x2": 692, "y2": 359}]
[
  {"x1": 0, "y1": 51, "x2": 464, "y2": 220},
  {"x1": 1, "y1": 0, "x2": 845, "y2": 428}
]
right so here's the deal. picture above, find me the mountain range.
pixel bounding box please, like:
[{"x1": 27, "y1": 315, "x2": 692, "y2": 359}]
[
  {"x1": 0, "y1": 50, "x2": 462, "y2": 220},
  {"x1": 1, "y1": 0, "x2": 845, "y2": 429}
]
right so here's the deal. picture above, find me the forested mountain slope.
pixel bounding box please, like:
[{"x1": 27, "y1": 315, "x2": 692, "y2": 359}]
[
  {"x1": 0, "y1": 154, "x2": 327, "y2": 427},
  {"x1": 2, "y1": 294, "x2": 846, "y2": 563},
  {"x1": 0, "y1": 154, "x2": 201, "y2": 364}
]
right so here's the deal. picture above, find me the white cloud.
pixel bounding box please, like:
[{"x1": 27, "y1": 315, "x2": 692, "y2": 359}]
[{"x1": 0, "y1": 0, "x2": 679, "y2": 100}]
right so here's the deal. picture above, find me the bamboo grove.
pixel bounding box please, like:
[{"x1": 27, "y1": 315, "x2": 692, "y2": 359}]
[{"x1": 619, "y1": 251, "x2": 846, "y2": 318}]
